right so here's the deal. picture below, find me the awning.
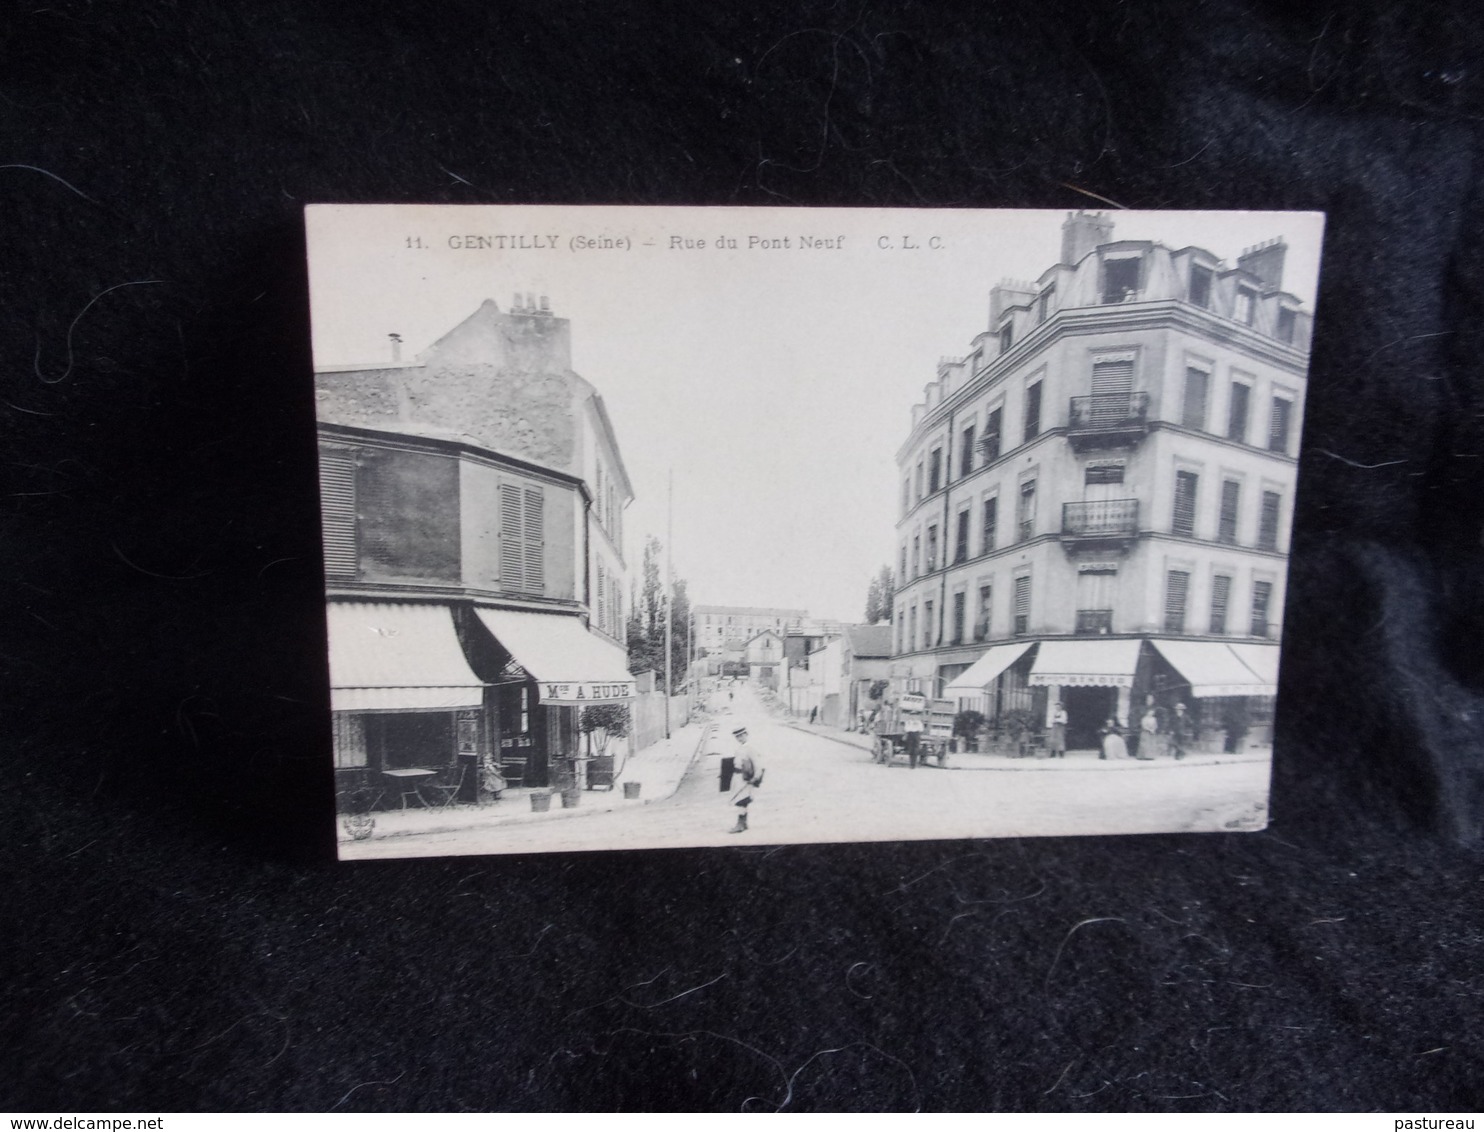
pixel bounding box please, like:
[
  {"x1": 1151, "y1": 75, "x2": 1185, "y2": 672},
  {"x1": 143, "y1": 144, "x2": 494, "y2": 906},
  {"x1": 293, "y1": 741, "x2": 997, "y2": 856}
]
[
  {"x1": 327, "y1": 602, "x2": 484, "y2": 713},
  {"x1": 474, "y1": 607, "x2": 637, "y2": 703},
  {"x1": 1150, "y1": 639, "x2": 1277, "y2": 697},
  {"x1": 1227, "y1": 642, "x2": 1282, "y2": 693},
  {"x1": 1029, "y1": 639, "x2": 1142, "y2": 687},
  {"x1": 945, "y1": 642, "x2": 1036, "y2": 694}
]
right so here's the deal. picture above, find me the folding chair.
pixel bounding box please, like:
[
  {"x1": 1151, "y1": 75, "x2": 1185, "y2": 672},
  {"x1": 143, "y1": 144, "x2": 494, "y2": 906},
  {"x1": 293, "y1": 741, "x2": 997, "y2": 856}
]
[{"x1": 422, "y1": 764, "x2": 466, "y2": 809}]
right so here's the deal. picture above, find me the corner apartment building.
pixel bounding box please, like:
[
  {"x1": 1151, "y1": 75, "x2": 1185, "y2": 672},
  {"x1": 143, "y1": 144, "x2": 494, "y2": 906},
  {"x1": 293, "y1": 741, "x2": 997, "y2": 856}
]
[
  {"x1": 891, "y1": 213, "x2": 1312, "y2": 750},
  {"x1": 317, "y1": 295, "x2": 635, "y2": 803}
]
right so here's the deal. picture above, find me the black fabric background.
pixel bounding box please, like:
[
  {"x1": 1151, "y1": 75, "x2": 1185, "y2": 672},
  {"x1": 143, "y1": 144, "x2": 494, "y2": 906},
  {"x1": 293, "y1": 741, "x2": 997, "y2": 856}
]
[{"x1": 2, "y1": 0, "x2": 1482, "y2": 1113}]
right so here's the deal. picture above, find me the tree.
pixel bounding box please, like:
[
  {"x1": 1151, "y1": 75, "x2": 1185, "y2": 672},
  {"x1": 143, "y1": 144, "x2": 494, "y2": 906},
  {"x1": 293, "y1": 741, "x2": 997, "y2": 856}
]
[
  {"x1": 624, "y1": 534, "x2": 690, "y2": 694},
  {"x1": 865, "y1": 564, "x2": 896, "y2": 624}
]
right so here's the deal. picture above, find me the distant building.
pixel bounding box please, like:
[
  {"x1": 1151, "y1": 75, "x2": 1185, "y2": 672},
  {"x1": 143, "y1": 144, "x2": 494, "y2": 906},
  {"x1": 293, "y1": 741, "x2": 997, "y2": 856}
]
[
  {"x1": 317, "y1": 296, "x2": 635, "y2": 803},
  {"x1": 693, "y1": 605, "x2": 808, "y2": 656},
  {"x1": 892, "y1": 214, "x2": 1310, "y2": 751},
  {"x1": 743, "y1": 629, "x2": 785, "y2": 689}
]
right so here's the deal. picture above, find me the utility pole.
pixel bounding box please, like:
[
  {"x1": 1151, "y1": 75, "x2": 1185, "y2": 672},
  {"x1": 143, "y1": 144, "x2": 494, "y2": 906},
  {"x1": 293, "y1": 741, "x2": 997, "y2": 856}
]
[{"x1": 664, "y1": 468, "x2": 673, "y2": 740}]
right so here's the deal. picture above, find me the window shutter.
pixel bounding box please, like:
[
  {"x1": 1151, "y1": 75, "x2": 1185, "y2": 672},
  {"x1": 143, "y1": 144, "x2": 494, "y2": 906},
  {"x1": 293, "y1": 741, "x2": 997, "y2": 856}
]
[
  {"x1": 1024, "y1": 383, "x2": 1042, "y2": 440},
  {"x1": 596, "y1": 563, "x2": 607, "y2": 631},
  {"x1": 1258, "y1": 491, "x2": 1281, "y2": 551},
  {"x1": 1164, "y1": 570, "x2": 1190, "y2": 633},
  {"x1": 1091, "y1": 360, "x2": 1134, "y2": 396},
  {"x1": 1251, "y1": 581, "x2": 1274, "y2": 636},
  {"x1": 982, "y1": 497, "x2": 998, "y2": 553},
  {"x1": 1009, "y1": 575, "x2": 1032, "y2": 637},
  {"x1": 1183, "y1": 368, "x2": 1209, "y2": 430},
  {"x1": 522, "y1": 487, "x2": 544, "y2": 594},
  {"x1": 319, "y1": 450, "x2": 357, "y2": 578},
  {"x1": 499, "y1": 482, "x2": 524, "y2": 590},
  {"x1": 1218, "y1": 480, "x2": 1240, "y2": 543},
  {"x1": 982, "y1": 408, "x2": 1003, "y2": 462},
  {"x1": 1228, "y1": 383, "x2": 1250, "y2": 442},
  {"x1": 1173, "y1": 472, "x2": 1198, "y2": 536},
  {"x1": 1268, "y1": 398, "x2": 1292, "y2": 453},
  {"x1": 1210, "y1": 574, "x2": 1231, "y2": 634}
]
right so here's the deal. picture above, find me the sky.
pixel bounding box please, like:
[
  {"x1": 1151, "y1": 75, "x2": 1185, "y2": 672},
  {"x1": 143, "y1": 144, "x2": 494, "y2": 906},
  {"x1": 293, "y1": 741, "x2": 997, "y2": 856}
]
[{"x1": 307, "y1": 205, "x2": 1325, "y2": 623}]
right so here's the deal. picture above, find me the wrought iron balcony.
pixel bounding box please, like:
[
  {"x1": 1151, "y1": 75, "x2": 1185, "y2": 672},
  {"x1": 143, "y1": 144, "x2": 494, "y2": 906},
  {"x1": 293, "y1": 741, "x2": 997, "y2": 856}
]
[
  {"x1": 1066, "y1": 392, "x2": 1151, "y2": 450},
  {"x1": 1074, "y1": 609, "x2": 1114, "y2": 635},
  {"x1": 1060, "y1": 498, "x2": 1140, "y2": 553}
]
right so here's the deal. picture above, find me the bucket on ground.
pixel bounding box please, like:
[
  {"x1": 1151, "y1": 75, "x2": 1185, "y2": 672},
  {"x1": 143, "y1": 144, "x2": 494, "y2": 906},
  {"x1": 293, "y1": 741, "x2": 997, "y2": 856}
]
[
  {"x1": 623, "y1": 781, "x2": 642, "y2": 800},
  {"x1": 530, "y1": 792, "x2": 552, "y2": 813}
]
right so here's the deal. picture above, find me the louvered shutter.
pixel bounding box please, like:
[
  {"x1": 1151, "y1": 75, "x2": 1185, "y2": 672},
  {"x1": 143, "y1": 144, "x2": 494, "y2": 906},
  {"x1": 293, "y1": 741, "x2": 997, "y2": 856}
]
[
  {"x1": 1013, "y1": 575, "x2": 1030, "y2": 635},
  {"x1": 1091, "y1": 360, "x2": 1134, "y2": 396},
  {"x1": 1164, "y1": 570, "x2": 1190, "y2": 633},
  {"x1": 1228, "y1": 383, "x2": 1250, "y2": 442},
  {"x1": 1258, "y1": 492, "x2": 1281, "y2": 551},
  {"x1": 523, "y1": 487, "x2": 545, "y2": 595},
  {"x1": 1023, "y1": 382, "x2": 1042, "y2": 440},
  {"x1": 982, "y1": 497, "x2": 998, "y2": 553},
  {"x1": 1172, "y1": 472, "x2": 1198, "y2": 536},
  {"x1": 596, "y1": 563, "x2": 607, "y2": 631},
  {"x1": 499, "y1": 482, "x2": 524, "y2": 590},
  {"x1": 1218, "y1": 480, "x2": 1240, "y2": 543},
  {"x1": 1268, "y1": 398, "x2": 1292, "y2": 453},
  {"x1": 1251, "y1": 581, "x2": 1273, "y2": 637},
  {"x1": 1210, "y1": 575, "x2": 1232, "y2": 634},
  {"x1": 319, "y1": 450, "x2": 357, "y2": 578}
]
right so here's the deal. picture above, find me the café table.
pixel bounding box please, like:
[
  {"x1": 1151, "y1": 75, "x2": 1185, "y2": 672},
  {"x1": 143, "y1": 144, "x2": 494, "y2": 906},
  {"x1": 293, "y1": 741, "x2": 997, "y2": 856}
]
[{"x1": 381, "y1": 767, "x2": 439, "y2": 810}]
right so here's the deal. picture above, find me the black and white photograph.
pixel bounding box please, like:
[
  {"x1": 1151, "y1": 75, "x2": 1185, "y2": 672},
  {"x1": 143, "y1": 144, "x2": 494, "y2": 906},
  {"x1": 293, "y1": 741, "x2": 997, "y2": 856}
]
[{"x1": 309, "y1": 204, "x2": 1324, "y2": 860}]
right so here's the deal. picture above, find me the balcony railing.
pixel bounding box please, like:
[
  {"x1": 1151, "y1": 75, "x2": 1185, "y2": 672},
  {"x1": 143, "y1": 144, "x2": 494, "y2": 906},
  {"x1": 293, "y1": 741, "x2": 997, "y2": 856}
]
[
  {"x1": 1075, "y1": 609, "x2": 1114, "y2": 635},
  {"x1": 1066, "y1": 392, "x2": 1150, "y2": 451},
  {"x1": 1062, "y1": 498, "x2": 1139, "y2": 538},
  {"x1": 1068, "y1": 391, "x2": 1150, "y2": 432}
]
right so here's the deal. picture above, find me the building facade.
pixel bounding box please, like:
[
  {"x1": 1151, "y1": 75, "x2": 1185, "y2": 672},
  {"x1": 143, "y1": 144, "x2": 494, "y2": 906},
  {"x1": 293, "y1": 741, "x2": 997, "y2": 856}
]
[
  {"x1": 892, "y1": 214, "x2": 1311, "y2": 751},
  {"x1": 693, "y1": 605, "x2": 808, "y2": 656},
  {"x1": 317, "y1": 296, "x2": 636, "y2": 806}
]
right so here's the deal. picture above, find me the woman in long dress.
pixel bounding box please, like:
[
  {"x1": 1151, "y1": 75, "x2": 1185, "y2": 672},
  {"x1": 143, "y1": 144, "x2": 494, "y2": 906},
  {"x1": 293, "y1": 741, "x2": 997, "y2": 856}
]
[{"x1": 1100, "y1": 719, "x2": 1128, "y2": 761}]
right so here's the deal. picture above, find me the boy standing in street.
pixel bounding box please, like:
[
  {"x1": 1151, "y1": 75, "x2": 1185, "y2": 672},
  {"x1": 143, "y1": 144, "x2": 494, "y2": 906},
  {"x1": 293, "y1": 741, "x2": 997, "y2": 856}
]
[{"x1": 727, "y1": 725, "x2": 764, "y2": 834}]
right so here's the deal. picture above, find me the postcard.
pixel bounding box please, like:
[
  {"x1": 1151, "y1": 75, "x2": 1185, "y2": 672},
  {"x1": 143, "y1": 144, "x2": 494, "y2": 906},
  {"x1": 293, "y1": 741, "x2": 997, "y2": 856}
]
[{"x1": 306, "y1": 204, "x2": 1324, "y2": 859}]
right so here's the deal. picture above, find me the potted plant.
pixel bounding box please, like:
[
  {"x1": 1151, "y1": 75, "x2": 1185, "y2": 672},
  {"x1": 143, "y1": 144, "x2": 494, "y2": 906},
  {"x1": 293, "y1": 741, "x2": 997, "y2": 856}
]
[
  {"x1": 952, "y1": 709, "x2": 987, "y2": 753},
  {"x1": 1221, "y1": 700, "x2": 1251, "y2": 754},
  {"x1": 1001, "y1": 708, "x2": 1038, "y2": 757},
  {"x1": 580, "y1": 703, "x2": 631, "y2": 791}
]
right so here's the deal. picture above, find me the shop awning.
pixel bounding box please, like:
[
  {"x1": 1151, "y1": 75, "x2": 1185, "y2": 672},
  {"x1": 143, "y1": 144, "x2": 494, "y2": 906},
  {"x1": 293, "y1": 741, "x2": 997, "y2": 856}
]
[
  {"x1": 327, "y1": 602, "x2": 484, "y2": 713},
  {"x1": 473, "y1": 607, "x2": 637, "y2": 703},
  {"x1": 1227, "y1": 642, "x2": 1282, "y2": 693},
  {"x1": 944, "y1": 642, "x2": 1036, "y2": 694},
  {"x1": 1029, "y1": 638, "x2": 1142, "y2": 687},
  {"x1": 1150, "y1": 639, "x2": 1277, "y2": 697}
]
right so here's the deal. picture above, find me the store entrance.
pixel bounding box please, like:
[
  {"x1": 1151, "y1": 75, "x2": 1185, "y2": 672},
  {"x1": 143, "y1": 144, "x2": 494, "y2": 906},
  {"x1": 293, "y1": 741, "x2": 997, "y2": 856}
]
[{"x1": 1063, "y1": 686, "x2": 1117, "y2": 750}]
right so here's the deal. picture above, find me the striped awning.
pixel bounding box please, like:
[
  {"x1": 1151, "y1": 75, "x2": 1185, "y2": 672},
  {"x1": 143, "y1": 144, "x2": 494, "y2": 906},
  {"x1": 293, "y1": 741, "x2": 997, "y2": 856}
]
[
  {"x1": 473, "y1": 607, "x2": 636, "y2": 703},
  {"x1": 1149, "y1": 639, "x2": 1277, "y2": 697},
  {"x1": 327, "y1": 602, "x2": 484, "y2": 713},
  {"x1": 944, "y1": 642, "x2": 1036, "y2": 694},
  {"x1": 1028, "y1": 638, "x2": 1142, "y2": 687}
]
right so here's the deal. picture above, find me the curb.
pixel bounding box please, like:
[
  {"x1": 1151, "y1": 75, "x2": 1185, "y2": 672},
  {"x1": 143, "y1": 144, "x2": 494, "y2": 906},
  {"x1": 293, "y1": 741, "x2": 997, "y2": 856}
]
[
  {"x1": 782, "y1": 721, "x2": 1268, "y2": 772},
  {"x1": 346, "y1": 724, "x2": 715, "y2": 845}
]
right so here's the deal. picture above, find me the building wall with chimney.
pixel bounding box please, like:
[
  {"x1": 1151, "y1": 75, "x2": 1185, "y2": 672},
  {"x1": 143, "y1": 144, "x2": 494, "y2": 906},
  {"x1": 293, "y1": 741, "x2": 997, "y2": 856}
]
[{"x1": 891, "y1": 215, "x2": 1311, "y2": 741}]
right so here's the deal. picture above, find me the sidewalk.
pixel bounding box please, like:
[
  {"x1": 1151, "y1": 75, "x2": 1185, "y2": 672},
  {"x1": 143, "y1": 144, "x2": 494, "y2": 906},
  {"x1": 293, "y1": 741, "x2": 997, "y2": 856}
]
[
  {"x1": 339, "y1": 718, "x2": 715, "y2": 846},
  {"x1": 782, "y1": 718, "x2": 1270, "y2": 771}
]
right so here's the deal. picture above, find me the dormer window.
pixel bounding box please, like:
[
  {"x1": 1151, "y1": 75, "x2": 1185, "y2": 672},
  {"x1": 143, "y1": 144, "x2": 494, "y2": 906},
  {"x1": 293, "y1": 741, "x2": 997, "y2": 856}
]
[
  {"x1": 1037, "y1": 284, "x2": 1055, "y2": 324},
  {"x1": 1276, "y1": 307, "x2": 1297, "y2": 344},
  {"x1": 999, "y1": 323, "x2": 1014, "y2": 354},
  {"x1": 1189, "y1": 264, "x2": 1213, "y2": 308},
  {"x1": 1103, "y1": 257, "x2": 1141, "y2": 304},
  {"x1": 1235, "y1": 286, "x2": 1257, "y2": 326}
]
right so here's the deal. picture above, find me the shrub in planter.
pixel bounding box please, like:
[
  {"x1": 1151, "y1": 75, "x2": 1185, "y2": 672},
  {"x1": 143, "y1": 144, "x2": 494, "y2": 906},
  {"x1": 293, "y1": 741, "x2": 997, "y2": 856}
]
[{"x1": 953, "y1": 709, "x2": 987, "y2": 752}]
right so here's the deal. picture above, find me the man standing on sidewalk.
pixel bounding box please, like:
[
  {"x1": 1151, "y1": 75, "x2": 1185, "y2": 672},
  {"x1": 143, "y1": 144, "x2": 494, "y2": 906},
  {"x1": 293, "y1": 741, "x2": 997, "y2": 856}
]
[{"x1": 727, "y1": 725, "x2": 764, "y2": 834}]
